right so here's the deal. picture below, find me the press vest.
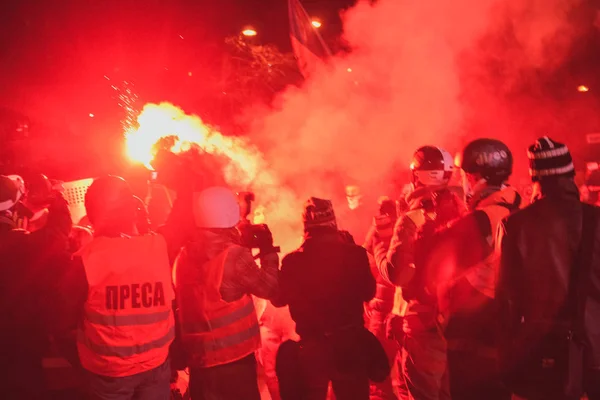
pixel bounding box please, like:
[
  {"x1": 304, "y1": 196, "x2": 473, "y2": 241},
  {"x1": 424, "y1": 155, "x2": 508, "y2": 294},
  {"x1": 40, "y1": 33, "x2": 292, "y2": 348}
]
[
  {"x1": 77, "y1": 235, "x2": 175, "y2": 378},
  {"x1": 175, "y1": 245, "x2": 261, "y2": 368}
]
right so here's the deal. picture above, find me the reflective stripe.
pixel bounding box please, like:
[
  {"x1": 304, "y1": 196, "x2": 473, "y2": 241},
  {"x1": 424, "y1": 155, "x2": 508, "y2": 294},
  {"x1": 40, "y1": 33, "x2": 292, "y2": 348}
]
[
  {"x1": 182, "y1": 298, "x2": 255, "y2": 333},
  {"x1": 203, "y1": 321, "x2": 260, "y2": 352},
  {"x1": 80, "y1": 326, "x2": 175, "y2": 357},
  {"x1": 85, "y1": 309, "x2": 172, "y2": 327}
]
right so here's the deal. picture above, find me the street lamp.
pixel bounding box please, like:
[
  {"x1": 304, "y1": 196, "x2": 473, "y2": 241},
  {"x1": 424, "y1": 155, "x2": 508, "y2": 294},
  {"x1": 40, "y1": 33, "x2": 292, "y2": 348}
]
[
  {"x1": 242, "y1": 27, "x2": 257, "y2": 37},
  {"x1": 311, "y1": 19, "x2": 322, "y2": 29}
]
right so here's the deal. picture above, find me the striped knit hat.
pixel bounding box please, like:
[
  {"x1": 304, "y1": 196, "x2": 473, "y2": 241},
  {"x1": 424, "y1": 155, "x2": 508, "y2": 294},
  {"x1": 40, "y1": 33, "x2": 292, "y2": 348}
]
[
  {"x1": 528, "y1": 137, "x2": 575, "y2": 182},
  {"x1": 303, "y1": 197, "x2": 337, "y2": 231}
]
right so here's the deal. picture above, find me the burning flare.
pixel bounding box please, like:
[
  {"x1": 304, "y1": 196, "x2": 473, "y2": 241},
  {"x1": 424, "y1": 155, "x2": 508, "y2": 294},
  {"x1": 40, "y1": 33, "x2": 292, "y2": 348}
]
[
  {"x1": 125, "y1": 102, "x2": 304, "y2": 252},
  {"x1": 125, "y1": 102, "x2": 265, "y2": 187}
]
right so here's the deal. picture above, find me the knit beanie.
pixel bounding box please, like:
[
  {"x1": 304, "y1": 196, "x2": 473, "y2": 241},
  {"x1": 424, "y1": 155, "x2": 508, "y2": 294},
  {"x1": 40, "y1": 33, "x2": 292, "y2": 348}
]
[
  {"x1": 303, "y1": 197, "x2": 337, "y2": 231},
  {"x1": 528, "y1": 137, "x2": 575, "y2": 182},
  {"x1": 0, "y1": 175, "x2": 25, "y2": 212}
]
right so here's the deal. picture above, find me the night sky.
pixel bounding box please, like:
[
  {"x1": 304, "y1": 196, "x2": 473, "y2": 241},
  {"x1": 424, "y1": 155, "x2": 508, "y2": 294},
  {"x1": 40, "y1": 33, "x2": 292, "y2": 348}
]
[
  {"x1": 1, "y1": 0, "x2": 599, "y2": 179},
  {"x1": 0, "y1": 0, "x2": 351, "y2": 136}
]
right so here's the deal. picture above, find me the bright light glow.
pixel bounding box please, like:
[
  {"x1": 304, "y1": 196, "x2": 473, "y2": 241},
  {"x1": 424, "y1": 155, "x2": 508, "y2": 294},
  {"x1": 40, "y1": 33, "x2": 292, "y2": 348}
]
[
  {"x1": 188, "y1": 72, "x2": 193, "y2": 77},
  {"x1": 242, "y1": 28, "x2": 257, "y2": 37},
  {"x1": 578, "y1": 85, "x2": 590, "y2": 92},
  {"x1": 89, "y1": 113, "x2": 95, "y2": 118},
  {"x1": 311, "y1": 20, "x2": 322, "y2": 28},
  {"x1": 347, "y1": 68, "x2": 353, "y2": 73},
  {"x1": 125, "y1": 103, "x2": 261, "y2": 186}
]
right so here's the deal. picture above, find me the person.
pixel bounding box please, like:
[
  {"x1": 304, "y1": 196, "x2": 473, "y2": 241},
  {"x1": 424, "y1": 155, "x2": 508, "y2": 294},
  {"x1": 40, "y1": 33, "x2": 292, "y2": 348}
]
[
  {"x1": 257, "y1": 303, "x2": 300, "y2": 400},
  {"x1": 0, "y1": 174, "x2": 72, "y2": 399},
  {"x1": 431, "y1": 139, "x2": 520, "y2": 399},
  {"x1": 60, "y1": 175, "x2": 176, "y2": 400},
  {"x1": 364, "y1": 197, "x2": 402, "y2": 400},
  {"x1": 173, "y1": 186, "x2": 280, "y2": 400},
  {"x1": 273, "y1": 197, "x2": 380, "y2": 400},
  {"x1": 373, "y1": 146, "x2": 464, "y2": 400},
  {"x1": 338, "y1": 184, "x2": 378, "y2": 244},
  {"x1": 497, "y1": 137, "x2": 600, "y2": 400}
]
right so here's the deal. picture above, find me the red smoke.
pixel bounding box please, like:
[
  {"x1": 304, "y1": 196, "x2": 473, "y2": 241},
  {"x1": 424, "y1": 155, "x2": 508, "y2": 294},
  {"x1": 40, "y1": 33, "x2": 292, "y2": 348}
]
[{"x1": 242, "y1": 0, "x2": 593, "y2": 240}]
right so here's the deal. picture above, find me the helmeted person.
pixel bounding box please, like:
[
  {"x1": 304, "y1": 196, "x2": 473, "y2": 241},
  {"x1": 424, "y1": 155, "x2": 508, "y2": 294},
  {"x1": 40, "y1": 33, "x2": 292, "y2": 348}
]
[
  {"x1": 432, "y1": 139, "x2": 521, "y2": 400},
  {"x1": 0, "y1": 174, "x2": 72, "y2": 400},
  {"x1": 63, "y1": 175, "x2": 175, "y2": 400},
  {"x1": 373, "y1": 146, "x2": 465, "y2": 400},
  {"x1": 174, "y1": 186, "x2": 279, "y2": 400}
]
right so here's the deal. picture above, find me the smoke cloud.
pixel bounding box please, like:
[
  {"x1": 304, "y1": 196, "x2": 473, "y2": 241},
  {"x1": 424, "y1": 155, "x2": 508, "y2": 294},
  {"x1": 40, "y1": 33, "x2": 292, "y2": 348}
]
[{"x1": 241, "y1": 0, "x2": 588, "y2": 245}]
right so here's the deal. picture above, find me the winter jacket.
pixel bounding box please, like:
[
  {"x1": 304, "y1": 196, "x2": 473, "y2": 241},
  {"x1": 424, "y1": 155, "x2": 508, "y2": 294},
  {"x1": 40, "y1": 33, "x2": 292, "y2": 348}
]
[
  {"x1": 174, "y1": 228, "x2": 279, "y2": 303},
  {"x1": 431, "y1": 186, "x2": 521, "y2": 351},
  {"x1": 0, "y1": 195, "x2": 72, "y2": 394},
  {"x1": 497, "y1": 178, "x2": 600, "y2": 369},
  {"x1": 374, "y1": 186, "x2": 465, "y2": 304},
  {"x1": 273, "y1": 228, "x2": 376, "y2": 339},
  {"x1": 364, "y1": 216, "x2": 397, "y2": 315}
]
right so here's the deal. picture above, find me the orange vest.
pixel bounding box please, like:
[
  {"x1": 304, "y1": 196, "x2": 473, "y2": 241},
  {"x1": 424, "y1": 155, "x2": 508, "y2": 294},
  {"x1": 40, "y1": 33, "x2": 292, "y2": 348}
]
[
  {"x1": 175, "y1": 245, "x2": 261, "y2": 368},
  {"x1": 77, "y1": 235, "x2": 175, "y2": 377}
]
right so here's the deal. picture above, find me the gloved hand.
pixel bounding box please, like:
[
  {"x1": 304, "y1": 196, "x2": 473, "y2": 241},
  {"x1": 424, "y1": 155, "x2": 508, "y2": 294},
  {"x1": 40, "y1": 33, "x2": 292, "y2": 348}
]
[
  {"x1": 257, "y1": 224, "x2": 276, "y2": 254},
  {"x1": 378, "y1": 198, "x2": 397, "y2": 220}
]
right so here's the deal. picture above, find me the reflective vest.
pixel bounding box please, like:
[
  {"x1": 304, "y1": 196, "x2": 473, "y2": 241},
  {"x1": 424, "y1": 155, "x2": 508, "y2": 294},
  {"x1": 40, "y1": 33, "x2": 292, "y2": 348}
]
[
  {"x1": 175, "y1": 245, "x2": 261, "y2": 368},
  {"x1": 77, "y1": 235, "x2": 175, "y2": 378},
  {"x1": 463, "y1": 202, "x2": 514, "y2": 298}
]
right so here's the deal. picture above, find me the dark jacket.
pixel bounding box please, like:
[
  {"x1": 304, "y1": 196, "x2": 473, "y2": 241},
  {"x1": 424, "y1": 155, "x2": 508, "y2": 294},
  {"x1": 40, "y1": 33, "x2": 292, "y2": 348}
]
[
  {"x1": 497, "y1": 178, "x2": 600, "y2": 368},
  {"x1": 0, "y1": 195, "x2": 72, "y2": 393},
  {"x1": 273, "y1": 228, "x2": 376, "y2": 339},
  {"x1": 374, "y1": 186, "x2": 465, "y2": 301},
  {"x1": 430, "y1": 186, "x2": 521, "y2": 349}
]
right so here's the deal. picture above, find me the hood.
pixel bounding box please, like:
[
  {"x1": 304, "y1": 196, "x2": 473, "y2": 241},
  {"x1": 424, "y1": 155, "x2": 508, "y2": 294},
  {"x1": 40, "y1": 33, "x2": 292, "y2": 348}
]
[{"x1": 476, "y1": 185, "x2": 522, "y2": 212}]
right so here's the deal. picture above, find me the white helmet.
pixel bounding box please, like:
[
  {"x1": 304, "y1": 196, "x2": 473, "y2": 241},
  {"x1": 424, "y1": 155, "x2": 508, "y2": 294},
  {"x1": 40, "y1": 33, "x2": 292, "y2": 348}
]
[
  {"x1": 410, "y1": 146, "x2": 454, "y2": 187},
  {"x1": 193, "y1": 187, "x2": 240, "y2": 228}
]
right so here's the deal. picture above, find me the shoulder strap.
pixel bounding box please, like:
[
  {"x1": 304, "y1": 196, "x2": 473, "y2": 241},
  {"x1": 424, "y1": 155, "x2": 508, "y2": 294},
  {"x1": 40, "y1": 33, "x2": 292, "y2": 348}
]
[{"x1": 570, "y1": 203, "x2": 597, "y2": 337}]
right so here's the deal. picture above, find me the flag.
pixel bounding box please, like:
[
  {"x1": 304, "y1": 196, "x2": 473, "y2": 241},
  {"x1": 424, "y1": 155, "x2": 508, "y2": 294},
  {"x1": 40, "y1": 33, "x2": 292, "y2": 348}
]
[{"x1": 288, "y1": 0, "x2": 332, "y2": 78}]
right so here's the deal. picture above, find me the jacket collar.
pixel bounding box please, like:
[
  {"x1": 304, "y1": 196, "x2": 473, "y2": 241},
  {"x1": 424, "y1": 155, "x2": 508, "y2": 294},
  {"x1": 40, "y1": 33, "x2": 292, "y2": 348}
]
[
  {"x1": 476, "y1": 185, "x2": 521, "y2": 211},
  {"x1": 191, "y1": 228, "x2": 241, "y2": 258},
  {"x1": 537, "y1": 178, "x2": 580, "y2": 201},
  {"x1": 303, "y1": 227, "x2": 341, "y2": 244}
]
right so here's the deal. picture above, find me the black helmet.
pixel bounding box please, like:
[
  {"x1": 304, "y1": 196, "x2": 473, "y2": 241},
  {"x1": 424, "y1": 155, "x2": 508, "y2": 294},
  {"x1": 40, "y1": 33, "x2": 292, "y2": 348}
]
[
  {"x1": 85, "y1": 175, "x2": 136, "y2": 233},
  {"x1": 458, "y1": 139, "x2": 513, "y2": 184},
  {"x1": 24, "y1": 173, "x2": 52, "y2": 209},
  {"x1": 410, "y1": 146, "x2": 454, "y2": 187}
]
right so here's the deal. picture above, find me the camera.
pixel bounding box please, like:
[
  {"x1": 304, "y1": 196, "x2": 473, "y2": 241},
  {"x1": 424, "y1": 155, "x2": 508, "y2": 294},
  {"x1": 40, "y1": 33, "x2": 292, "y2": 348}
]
[{"x1": 237, "y1": 191, "x2": 280, "y2": 254}]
